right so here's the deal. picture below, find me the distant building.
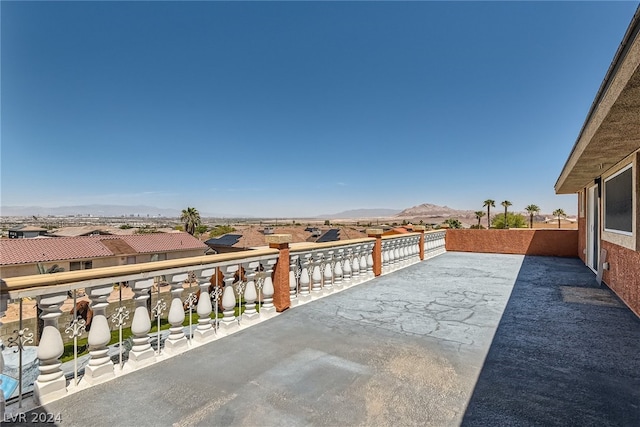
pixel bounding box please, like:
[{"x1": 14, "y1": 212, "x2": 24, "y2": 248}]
[
  {"x1": 7, "y1": 226, "x2": 49, "y2": 239},
  {"x1": 0, "y1": 232, "x2": 209, "y2": 278}
]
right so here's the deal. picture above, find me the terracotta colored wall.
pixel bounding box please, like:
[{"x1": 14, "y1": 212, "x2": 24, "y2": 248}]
[
  {"x1": 602, "y1": 241, "x2": 640, "y2": 317},
  {"x1": 577, "y1": 218, "x2": 586, "y2": 263},
  {"x1": 445, "y1": 229, "x2": 578, "y2": 257}
]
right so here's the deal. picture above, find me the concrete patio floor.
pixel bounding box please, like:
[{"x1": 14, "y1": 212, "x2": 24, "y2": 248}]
[{"x1": 8, "y1": 252, "x2": 640, "y2": 426}]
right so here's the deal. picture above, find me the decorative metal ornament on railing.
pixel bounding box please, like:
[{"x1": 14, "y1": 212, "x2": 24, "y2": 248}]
[
  {"x1": 234, "y1": 281, "x2": 247, "y2": 324},
  {"x1": 255, "y1": 275, "x2": 265, "y2": 311},
  {"x1": 152, "y1": 299, "x2": 167, "y2": 354},
  {"x1": 210, "y1": 286, "x2": 223, "y2": 331},
  {"x1": 110, "y1": 306, "x2": 129, "y2": 369},
  {"x1": 184, "y1": 292, "x2": 198, "y2": 341},
  {"x1": 7, "y1": 325, "x2": 34, "y2": 408},
  {"x1": 66, "y1": 290, "x2": 88, "y2": 385}
]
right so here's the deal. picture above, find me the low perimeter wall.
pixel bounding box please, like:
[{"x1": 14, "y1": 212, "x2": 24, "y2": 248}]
[{"x1": 445, "y1": 229, "x2": 578, "y2": 257}]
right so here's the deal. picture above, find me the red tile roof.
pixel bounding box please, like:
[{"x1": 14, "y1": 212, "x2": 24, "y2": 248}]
[{"x1": 0, "y1": 232, "x2": 208, "y2": 265}]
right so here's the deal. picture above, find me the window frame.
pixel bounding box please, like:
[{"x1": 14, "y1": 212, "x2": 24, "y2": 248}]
[{"x1": 603, "y1": 163, "x2": 633, "y2": 236}]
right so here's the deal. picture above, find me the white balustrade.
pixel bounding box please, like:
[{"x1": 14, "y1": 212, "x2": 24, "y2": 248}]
[
  {"x1": 2, "y1": 232, "x2": 448, "y2": 407},
  {"x1": 0, "y1": 289, "x2": 6, "y2": 417}
]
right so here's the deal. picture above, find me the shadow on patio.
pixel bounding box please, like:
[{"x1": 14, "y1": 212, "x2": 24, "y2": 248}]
[{"x1": 462, "y1": 255, "x2": 640, "y2": 426}]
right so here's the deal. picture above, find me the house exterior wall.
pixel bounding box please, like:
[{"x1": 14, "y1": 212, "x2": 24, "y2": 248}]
[
  {"x1": 602, "y1": 240, "x2": 640, "y2": 317},
  {"x1": 595, "y1": 151, "x2": 640, "y2": 317}
]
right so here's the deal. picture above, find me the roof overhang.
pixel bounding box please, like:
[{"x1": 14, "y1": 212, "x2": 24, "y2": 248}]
[{"x1": 556, "y1": 7, "x2": 640, "y2": 194}]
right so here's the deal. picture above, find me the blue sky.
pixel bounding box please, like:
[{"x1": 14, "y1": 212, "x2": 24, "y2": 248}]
[{"x1": 2, "y1": 1, "x2": 638, "y2": 217}]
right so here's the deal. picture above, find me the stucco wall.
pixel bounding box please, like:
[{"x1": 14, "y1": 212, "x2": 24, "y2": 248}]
[
  {"x1": 445, "y1": 229, "x2": 578, "y2": 257},
  {"x1": 602, "y1": 240, "x2": 640, "y2": 317}
]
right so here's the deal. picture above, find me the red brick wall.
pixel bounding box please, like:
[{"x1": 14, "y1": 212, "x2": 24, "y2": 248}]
[
  {"x1": 577, "y1": 218, "x2": 586, "y2": 263},
  {"x1": 445, "y1": 229, "x2": 578, "y2": 257},
  {"x1": 602, "y1": 241, "x2": 640, "y2": 317}
]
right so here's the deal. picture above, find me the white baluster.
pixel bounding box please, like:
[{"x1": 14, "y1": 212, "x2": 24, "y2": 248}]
[
  {"x1": 323, "y1": 251, "x2": 334, "y2": 295},
  {"x1": 289, "y1": 255, "x2": 299, "y2": 306},
  {"x1": 359, "y1": 250, "x2": 367, "y2": 278},
  {"x1": 243, "y1": 261, "x2": 260, "y2": 323},
  {"x1": 351, "y1": 246, "x2": 361, "y2": 282},
  {"x1": 333, "y1": 249, "x2": 344, "y2": 290},
  {"x1": 260, "y1": 258, "x2": 277, "y2": 317},
  {"x1": 164, "y1": 273, "x2": 188, "y2": 354},
  {"x1": 125, "y1": 278, "x2": 155, "y2": 370},
  {"x1": 366, "y1": 243, "x2": 374, "y2": 278},
  {"x1": 219, "y1": 265, "x2": 239, "y2": 334},
  {"x1": 311, "y1": 252, "x2": 323, "y2": 296},
  {"x1": 81, "y1": 284, "x2": 116, "y2": 383},
  {"x1": 33, "y1": 292, "x2": 67, "y2": 403},
  {"x1": 382, "y1": 242, "x2": 390, "y2": 274},
  {"x1": 342, "y1": 248, "x2": 352, "y2": 286},
  {"x1": 194, "y1": 268, "x2": 216, "y2": 342},
  {"x1": 298, "y1": 254, "x2": 312, "y2": 303}
]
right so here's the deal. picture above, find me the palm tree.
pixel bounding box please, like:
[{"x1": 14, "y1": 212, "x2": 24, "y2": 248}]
[
  {"x1": 181, "y1": 207, "x2": 201, "y2": 235},
  {"x1": 474, "y1": 211, "x2": 485, "y2": 228},
  {"x1": 501, "y1": 200, "x2": 512, "y2": 229},
  {"x1": 553, "y1": 208, "x2": 566, "y2": 229},
  {"x1": 483, "y1": 199, "x2": 495, "y2": 228},
  {"x1": 525, "y1": 204, "x2": 540, "y2": 229}
]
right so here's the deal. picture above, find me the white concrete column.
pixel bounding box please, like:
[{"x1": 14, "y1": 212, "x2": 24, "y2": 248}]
[
  {"x1": 125, "y1": 278, "x2": 155, "y2": 370},
  {"x1": 366, "y1": 243, "x2": 375, "y2": 278},
  {"x1": 33, "y1": 292, "x2": 67, "y2": 403}
]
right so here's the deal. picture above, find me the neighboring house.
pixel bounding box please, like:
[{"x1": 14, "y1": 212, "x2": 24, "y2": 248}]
[
  {"x1": 50, "y1": 226, "x2": 115, "y2": 237},
  {"x1": 555, "y1": 7, "x2": 640, "y2": 316},
  {"x1": 8, "y1": 226, "x2": 49, "y2": 239},
  {"x1": 0, "y1": 232, "x2": 209, "y2": 278},
  {"x1": 204, "y1": 234, "x2": 245, "y2": 254}
]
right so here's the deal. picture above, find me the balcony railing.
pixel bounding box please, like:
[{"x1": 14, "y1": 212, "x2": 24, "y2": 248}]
[{"x1": 0, "y1": 229, "x2": 446, "y2": 414}]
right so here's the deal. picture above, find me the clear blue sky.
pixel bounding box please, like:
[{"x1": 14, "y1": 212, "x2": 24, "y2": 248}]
[{"x1": 2, "y1": 1, "x2": 638, "y2": 217}]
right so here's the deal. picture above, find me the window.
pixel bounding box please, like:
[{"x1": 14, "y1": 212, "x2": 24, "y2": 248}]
[
  {"x1": 604, "y1": 164, "x2": 633, "y2": 234},
  {"x1": 150, "y1": 253, "x2": 167, "y2": 262},
  {"x1": 70, "y1": 261, "x2": 93, "y2": 271}
]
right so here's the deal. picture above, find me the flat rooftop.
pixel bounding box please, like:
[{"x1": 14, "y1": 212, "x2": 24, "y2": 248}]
[{"x1": 11, "y1": 252, "x2": 640, "y2": 426}]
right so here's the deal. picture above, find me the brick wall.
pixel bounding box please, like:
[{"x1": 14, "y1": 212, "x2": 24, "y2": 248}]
[
  {"x1": 602, "y1": 241, "x2": 640, "y2": 317},
  {"x1": 445, "y1": 229, "x2": 578, "y2": 257}
]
